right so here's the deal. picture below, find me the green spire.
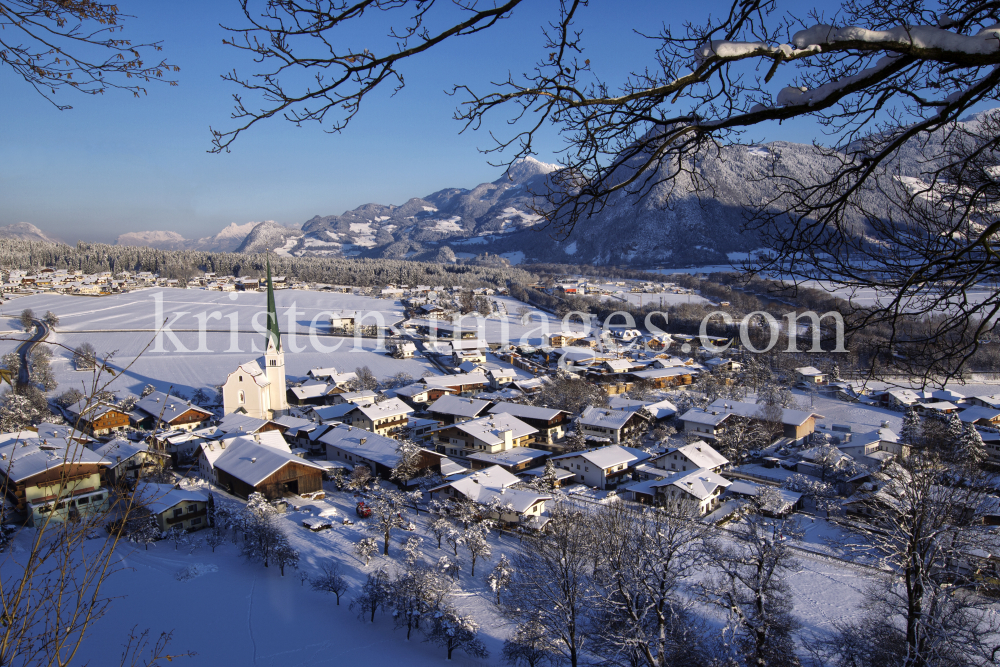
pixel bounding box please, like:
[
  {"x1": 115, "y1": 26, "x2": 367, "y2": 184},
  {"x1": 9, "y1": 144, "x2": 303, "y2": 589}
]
[{"x1": 265, "y1": 258, "x2": 280, "y2": 352}]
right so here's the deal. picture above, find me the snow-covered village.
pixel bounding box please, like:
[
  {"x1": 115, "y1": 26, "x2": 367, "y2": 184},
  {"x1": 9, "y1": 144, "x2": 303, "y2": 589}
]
[{"x1": 7, "y1": 1, "x2": 1000, "y2": 666}]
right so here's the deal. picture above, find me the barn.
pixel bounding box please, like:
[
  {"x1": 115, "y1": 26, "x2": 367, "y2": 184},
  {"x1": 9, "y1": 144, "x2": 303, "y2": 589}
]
[{"x1": 213, "y1": 439, "x2": 324, "y2": 500}]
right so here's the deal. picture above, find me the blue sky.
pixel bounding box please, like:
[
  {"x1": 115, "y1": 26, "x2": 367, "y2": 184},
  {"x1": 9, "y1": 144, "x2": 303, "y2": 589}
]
[{"x1": 0, "y1": 0, "x2": 870, "y2": 243}]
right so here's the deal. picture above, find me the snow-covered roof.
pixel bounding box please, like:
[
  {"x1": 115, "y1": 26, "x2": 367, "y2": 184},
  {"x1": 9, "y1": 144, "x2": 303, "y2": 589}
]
[
  {"x1": 726, "y1": 480, "x2": 801, "y2": 512},
  {"x1": 318, "y1": 425, "x2": 409, "y2": 469},
  {"x1": 257, "y1": 430, "x2": 291, "y2": 453},
  {"x1": 439, "y1": 457, "x2": 469, "y2": 478},
  {"x1": 308, "y1": 367, "x2": 357, "y2": 386},
  {"x1": 452, "y1": 412, "x2": 537, "y2": 445},
  {"x1": 214, "y1": 439, "x2": 323, "y2": 486},
  {"x1": 629, "y1": 366, "x2": 700, "y2": 380},
  {"x1": 336, "y1": 390, "x2": 378, "y2": 404},
  {"x1": 708, "y1": 399, "x2": 822, "y2": 426},
  {"x1": 578, "y1": 406, "x2": 642, "y2": 430},
  {"x1": 651, "y1": 468, "x2": 731, "y2": 501},
  {"x1": 215, "y1": 413, "x2": 271, "y2": 435},
  {"x1": 794, "y1": 366, "x2": 825, "y2": 376},
  {"x1": 136, "y1": 391, "x2": 211, "y2": 424},
  {"x1": 487, "y1": 402, "x2": 567, "y2": 422},
  {"x1": 65, "y1": 399, "x2": 124, "y2": 421},
  {"x1": 93, "y1": 438, "x2": 151, "y2": 468},
  {"x1": 421, "y1": 372, "x2": 489, "y2": 388},
  {"x1": 431, "y1": 465, "x2": 549, "y2": 513},
  {"x1": 662, "y1": 440, "x2": 729, "y2": 470},
  {"x1": 289, "y1": 382, "x2": 331, "y2": 401},
  {"x1": 134, "y1": 482, "x2": 208, "y2": 516},
  {"x1": 228, "y1": 360, "x2": 270, "y2": 387},
  {"x1": 552, "y1": 445, "x2": 649, "y2": 470},
  {"x1": 350, "y1": 397, "x2": 414, "y2": 421},
  {"x1": 270, "y1": 415, "x2": 314, "y2": 432},
  {"x1": 467, "y1": 447, "x2": 549, "y2": 468},
  {"x1": 972, "y1": 394, "x2": 1000, "y2": 409},
  {"x1": 607, "y1": 397, "x2": 678, "y2": 420},
  {"x1": 959, "y1": 406, "x2": 1000, "y2": 424},
  {"x1": 310, "y1": 403, "x2": 355, "y2": 422},
  {"x1": 0, "y1": 439, "x2": 104, "y2": 483},
  {"x1": 428, "y1": 395, "x2": 492, "y2": 419}
]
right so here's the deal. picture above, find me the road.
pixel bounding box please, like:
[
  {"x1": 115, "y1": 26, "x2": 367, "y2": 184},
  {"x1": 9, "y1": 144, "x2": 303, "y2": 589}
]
[{"x1": 15, "y1": 319, "x2": 49, "y2": 386}]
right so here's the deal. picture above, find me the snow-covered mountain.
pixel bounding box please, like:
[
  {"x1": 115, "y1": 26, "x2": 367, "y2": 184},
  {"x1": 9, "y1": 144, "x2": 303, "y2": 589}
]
[
  {"x1": 0, "y1": 222, "x2": 61, "y2": 244},
  {"x1": 114, "y1": 221, "x2": 296, "y2": 253}
]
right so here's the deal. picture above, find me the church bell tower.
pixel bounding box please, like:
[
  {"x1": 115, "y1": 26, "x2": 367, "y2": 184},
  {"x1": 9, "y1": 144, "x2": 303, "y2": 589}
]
[{"x1": 263, "y1": 259, "x2": 288, "y2": 418}]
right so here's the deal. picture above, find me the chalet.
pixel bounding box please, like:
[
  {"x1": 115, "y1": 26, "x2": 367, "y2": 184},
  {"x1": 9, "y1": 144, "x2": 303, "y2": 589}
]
[
  {"x1": 915, "y1": 401, "x2": 961, "y2": 416},
  {"x1": 434, "y1": 412, "x2": 538, "y2": 459},
  {"x1": 65, "y1": 399, "x2": 130, "y2": 437},
  {"x1": 451, "y1": 340, "x2": 487, "y2": 365},
  {"x1": 319, "y1": 424, "x2": 441, "y2": 482},
  {"x1": 707, "y1": 399, "x2": 821, "y2": 444},
  {"x1": 325, "y1": 390, "x2": 376, "y2": 405},
  {"x1": 421, "y1": 372, "x2": 490, "y2": 396},
  {"x1": 307, "y1": 367, "x2": 357, "y2": 387},
  {"x1": 134, "y1": 483, "x2": 210, "y2": 532},
  {"x1": 626, "y1": 366, "x2": 698, "y2": 388},
  {"x1": 427, "y1": 395, "x2": 493, "y2": 425},
  {"x1": 392, "y1": 383, "x2": 455, "y2": 407},
  {"x1": 958, "y1": 407, "x2": 1000, "y2": 427},
  {"x1": 874, "y1": 389, "x2": 921, "y2": 409},
  {"x1": 429, "y1": 466, "x2": 551, "y2": 527},
  {"x1": 93, "y1": 438, "x2": 168, "y2": 487},
  {"x1": 607, "y1": 397, "x2": 678, "y2": 422},
  {"x1": 336, "y1": 398, "x2": 413, "y2": 438},
  {"x1": 486, "y1": 402, "x2": 571, "y2": 445},
  {"x1": 969, "y1": 394, "x2": 1000, "y2": 410},
  {"x1": 467, "y1": 446, "x2": 549, "y2": 472},
  {"x1": 0, "y1": 437, "x2": 109, "y2": 527},
  {"x1": 577, "y1": 406, "x2": 651, "y2": 444},
  {"x1": 549, "y1": 332, "x2": 585, "y2": 347},
  {"x1": 288, "y1": 381, "x2": 334, "y2": 406},
  {"x1": 651, "y1": 440, "x2": 729, "y2": 474},
  {"x1": 704, "y1": 357, "x2": 742, "y2": 372},
  {"x1": 133, "y1": 392, "x2": 213, "y2": 431},
  {"x1": 551, "y1": 446, "x2": 650, "y2": 490},
  {"x1": 793, "y1": 366, "x2": 828, "y2": 385},
  {"x1": 213, "y1": 439, "x2": 324, "y2": 500},
  {"x1": 625, "y1": 468, "x2": 731, "y2": 515},
  {"x1": 330, "y1": 312, "x2": 357, "y2": 334},
  {"x1": 388, "y1": 340, "x2": 417, "y2": 359},
  {"x1": 487, "y1": 367, "x2": 516, "y2": 388}
]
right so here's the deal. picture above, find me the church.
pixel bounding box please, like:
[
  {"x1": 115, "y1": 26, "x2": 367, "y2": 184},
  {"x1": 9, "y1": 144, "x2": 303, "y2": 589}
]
[{"x1": 222, "y1": 263, "x2": 289, "y2": 420}]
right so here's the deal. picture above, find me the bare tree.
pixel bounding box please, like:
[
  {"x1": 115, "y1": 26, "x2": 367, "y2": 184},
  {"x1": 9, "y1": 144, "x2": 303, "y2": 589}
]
[
  {"x1": 502, "y1": 617, "x2": 556, "y2": 667},
  {"x1": 822, "y1": 451, "x2": 1000, "y2": 667},
  {"x1": 311, "y1": 562, "x2": 349, "y2": 605},
  {"x1": 19, "y1": 309, "x2": 34, "y2": 333},
  {"x1": 699, "y1": 490, "x2": 802, "y2": 667},
  {"x1": 498, "y1": 505, "x2": 592, "y2": 667},
  {"x1": 424, "y1": 606, "x2": 489, "y2": 661},
  {"x1": 350, "y1": 567, "x2": 391, "y2": 623},
  {"x1": 365, "y1": 489, "x2": 407, "y2": 556}
]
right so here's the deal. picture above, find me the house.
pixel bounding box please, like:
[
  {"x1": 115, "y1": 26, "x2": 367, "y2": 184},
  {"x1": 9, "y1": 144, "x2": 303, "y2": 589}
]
[
  {"x1": 551, "y1": 446, "x2": 650, "y2": 489},
  {"x1": 288, "y1": 381, "x2": 334, "y2": 406},
  {"x1": 434, "y1": 412, "x2": 538, "y2": 458},
  {"x1": 549, "y1": 332, "x2": 585, "y2": 347},
  {"x1": 65, "y1": 399, "x2": 130, "y2": 437},
  {"x1": 874, "y1": 389, "x2": 921, "y2": 409},
  {"x1": 607, "y1": 397, "x2": 678, "y2": 422},
  {"x1": 958, "y1": 406, "x2": 1000, "y2": 427},
  {"x1": 915, "y1": 401, "x2": 960, "y2": 415},
  {"x1": 603, "y1": 359, "x2": 634, "y2": 374},
  {"x1": 576, "y1": 406, "x2": 651, "y2": 444},
  {"x1": 724, "y1": 480, "x2": 802, "y2": 517},
  {"x1": 134, "y1": 482, "x2": 210, "y2": 532},
  {"x1": 392, "y1": 383, "x2": 455, "y2": 407},
  {"x1": 625, "y1": 468, "x2": 731, "y2": 515},
  {"x1": 307, "y1": 367, "x2": 358, "y2": 387},
  {"x1": 487, "y1": 367, "x2": 516, "y2": 389},
  {"x1": 421, "y1": 372, "x2": 490, "y2": 396},
  {"x1": 428, "y1": 466, "x2": 551, "y2": 526},
  {"x1": 467, "y1": 447, "x2": 549, "y2": 472},
  {"x1": 213, "y1": 439, "x2": 324, "y2": 499},
  {"x1": 330, "y1": 312, "x2": 357, "y2": 334},
  {"x1": 427, "y1": 395, "x2": 493, "y2": 425},
  {"x1": 319, "y1": 424, "x2": 441, "y2": 482},
  {"x1": 337, "y1": 398, "x2": 414, "y2": 437},
  {"x1": 626, "y1": 366, "x2": 699, "y2": 388},
  {"x1": 686, "y1": 399, "x2": 821, "y2": 444},
  {"x1": 133, "y1": 392, "x2": 213, "y2": 431},
  {"x1": 330, "y1": 390, "x2": 379, "y2": 405},
  {"x1": 969, "y1": 394, "x2": 1000, "y2": 410},
  {"x1": 704, "y1": 357, "x2": 742, "y2": 372},
  {"x1": 486, "y1": 403, "x2": 571, "y2": 445},
  {"x1": 651, "y1": 440, "x2": 729, "y2": 474},
  {"x1": 0, "y1": 437, "x2": 109, "y2": 527},
  {"x1": 451, "y1": 340, "x2": 487, "y2": 365},
  {"x1": 93, "y1": 438, "x2": 169, "y2": 487},
  {"x1": 793, "y1": 366, "x2": 828, "y2": 385},
  {"x1": 388, "y1": 340, "x2": 417, "y2": 359}
]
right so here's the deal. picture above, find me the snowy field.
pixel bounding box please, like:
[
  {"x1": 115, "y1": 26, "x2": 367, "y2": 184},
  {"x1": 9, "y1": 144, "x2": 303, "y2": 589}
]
[
  {"x1": 0, "y1": 290, "x2": 440, "y2": 397},
  {"x1": 24, "y1": 480, "x2": 874, "y2": 667}
]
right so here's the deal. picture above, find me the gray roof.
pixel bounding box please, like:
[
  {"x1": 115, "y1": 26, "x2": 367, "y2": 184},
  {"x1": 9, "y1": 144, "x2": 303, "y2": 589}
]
[
  {"x1": 134, "y1": 482, "x2": 208, "y2": 515},
  {"x1": 216, "y1": 413, "x2": 271, "y2": 434},
  {"x1": 487, "y1": 402, "x2": 568, "y2": 422},
  {"x1": 452, "y1": 412, "x2": 538, "y2": 445},
  {"x1": 708, "y1": 399, "x2": 821, "y2": 426},
  {"x1": 93, "y1": 438, "x2": 151, "y2": 468},
  {"x1": 0, "y1": 438, "x2": 104, "y2": 483},
  {"x1": 136, "y1": 391, "x2": 212, "y2": 425},
  {"x1": 428, "y1": 395, "x2": 492, "y2": 419},
  {"x1": 467, "y1": 447, "x2": 550, "y2": 468},
  {"x1": 318, "y1": 425, "x2": 409, "y2": 469},
  {"x1": 552, "y1": 445, "x2": 650, "y2": 469},
  {"x1": 578, "y1": 406, "x2": 641, "y2": 430}
]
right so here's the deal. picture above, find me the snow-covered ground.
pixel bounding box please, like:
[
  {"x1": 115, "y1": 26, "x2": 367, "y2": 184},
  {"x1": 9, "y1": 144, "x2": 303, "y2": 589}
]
[{"x1": 40, "y1": 479, "x2": 874, "y2": 667}]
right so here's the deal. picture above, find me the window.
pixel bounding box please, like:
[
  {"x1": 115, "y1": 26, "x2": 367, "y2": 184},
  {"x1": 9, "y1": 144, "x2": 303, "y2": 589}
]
[
  {"x1": 188, "y1": 505, "x2": 198, "y2": 513},
  {"x1": 239, "y1": 375, "x2": 243, "y2": 381},
  {"x1": 172, "y1": 508, "x2": 183, "y2": 518},
  {"x1": 192, "y1": 517, "x2": 203, "y2": 525},
  {"x1": 78, "y1": 496, "x2": 90, "y2": 505},
  {"x1": 238, "y1": 390, "x2": 245, "y2": 404}
]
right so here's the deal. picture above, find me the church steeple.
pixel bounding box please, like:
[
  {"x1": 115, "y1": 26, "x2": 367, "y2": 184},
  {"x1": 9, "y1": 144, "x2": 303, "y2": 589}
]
[{"x1": 265, "y1": 259, "x2": 280, "y2": 352}]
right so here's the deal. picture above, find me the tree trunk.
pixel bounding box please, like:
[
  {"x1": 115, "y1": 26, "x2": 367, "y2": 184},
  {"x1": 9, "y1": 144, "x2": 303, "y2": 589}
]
[{"x1": 384, "y1": 531, "x2": 390, "y2": 556}]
